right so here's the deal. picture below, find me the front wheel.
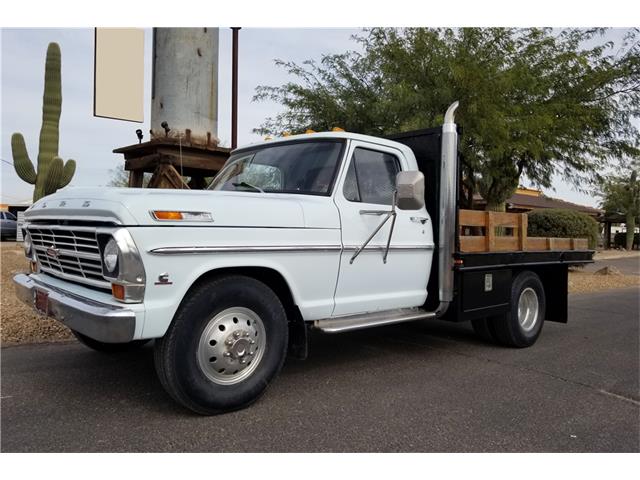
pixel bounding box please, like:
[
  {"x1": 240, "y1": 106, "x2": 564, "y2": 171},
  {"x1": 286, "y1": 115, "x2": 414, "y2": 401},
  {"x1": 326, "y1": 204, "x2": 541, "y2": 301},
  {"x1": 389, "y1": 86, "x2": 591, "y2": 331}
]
[
  {"x1": 489, "y1": 270, "x2": 546, "y2": 348},
  {"x1": 154, "y1": 275, "x2": 288, "y2": 415}
]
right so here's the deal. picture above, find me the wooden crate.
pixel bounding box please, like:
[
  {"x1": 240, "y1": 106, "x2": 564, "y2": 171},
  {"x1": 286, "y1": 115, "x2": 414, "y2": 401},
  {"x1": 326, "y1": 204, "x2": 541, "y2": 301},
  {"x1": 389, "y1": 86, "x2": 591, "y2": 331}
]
[{"x1": 458, "y1": 209, "x2": 589, "y2": 253}]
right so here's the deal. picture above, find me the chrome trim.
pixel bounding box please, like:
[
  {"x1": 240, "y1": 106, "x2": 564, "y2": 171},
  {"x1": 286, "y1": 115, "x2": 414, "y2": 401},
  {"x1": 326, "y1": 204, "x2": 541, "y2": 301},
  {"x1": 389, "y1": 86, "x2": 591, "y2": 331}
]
[
  {"x1": 28, "y1": 225, "x2": 110, "y2": 288},
  {"x1": 148, "y1": 244, "x2": 434, "y2": 255},
  {"x1": 23, "y1": 223, "x2": 108, "y2": 233},
  {"x1": 315, "y1": 307, "x2": 436, "y2": 333},
  {"x1": 13, "y1": 273, "x2": 136, "y2": 343},
  {"x1": 33, "y1": 246, "x2": 101, "y2": 261},
  {"x1": 38, "y1": 266, "x2": 111, "y2": 289},
  {"x1": 23, "y1": 214, "x2": 123, "y2": 225},
  {"x1": 101, "y1": 228, "x2": 146, "y2": 303},
  {"x1": 343, "y1": 245, "x2": 434, "y2": 251},
  {"x1": 436, "y1": 101, "x2": 459, "y2": 315},
  {"x1": 150, "y1": 245, "x2": 343, "y2": 255},
  {"x1": 359, "y1": 209, "x2": 388, "y2": 216}
]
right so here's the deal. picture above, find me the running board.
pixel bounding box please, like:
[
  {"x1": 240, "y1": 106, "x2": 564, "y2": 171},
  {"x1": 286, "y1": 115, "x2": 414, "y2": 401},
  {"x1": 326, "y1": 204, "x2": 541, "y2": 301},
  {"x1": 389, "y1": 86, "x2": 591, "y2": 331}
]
[{"x1": 314, "y1": 308, "x2": 437, "y2": 333}]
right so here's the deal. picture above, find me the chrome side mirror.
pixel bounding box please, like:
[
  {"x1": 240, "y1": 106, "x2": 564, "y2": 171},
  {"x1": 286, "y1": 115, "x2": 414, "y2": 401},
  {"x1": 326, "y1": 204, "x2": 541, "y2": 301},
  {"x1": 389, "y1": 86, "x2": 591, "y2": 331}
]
[{"x1": 396, "y1": 171, "x2": 425, "y2": 210}]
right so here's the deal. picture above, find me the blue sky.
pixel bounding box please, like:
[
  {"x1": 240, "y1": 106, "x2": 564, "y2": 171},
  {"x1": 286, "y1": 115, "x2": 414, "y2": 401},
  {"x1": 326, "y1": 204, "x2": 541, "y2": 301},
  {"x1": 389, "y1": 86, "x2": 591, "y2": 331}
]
[{"x1": 0, "y1": 27, "x2": 632, "y2": 206}]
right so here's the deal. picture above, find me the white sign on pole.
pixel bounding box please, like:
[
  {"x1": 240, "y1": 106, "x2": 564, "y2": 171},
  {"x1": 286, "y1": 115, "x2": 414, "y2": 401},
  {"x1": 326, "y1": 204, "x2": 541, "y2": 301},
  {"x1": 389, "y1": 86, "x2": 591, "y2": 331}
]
[{"x1": 94, "y1": 28, "x2": 145, "y2": 123}]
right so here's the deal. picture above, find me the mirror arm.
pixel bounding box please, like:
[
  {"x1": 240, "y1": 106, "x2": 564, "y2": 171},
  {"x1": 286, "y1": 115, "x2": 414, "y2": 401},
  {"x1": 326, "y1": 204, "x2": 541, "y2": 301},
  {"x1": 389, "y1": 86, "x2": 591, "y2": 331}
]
[
  {"x1": 350, "y1": 191, "x2": 397, "y2": 265},
  {"x1": 382, "y1": 191, "x2": 398, "y2": 264}
]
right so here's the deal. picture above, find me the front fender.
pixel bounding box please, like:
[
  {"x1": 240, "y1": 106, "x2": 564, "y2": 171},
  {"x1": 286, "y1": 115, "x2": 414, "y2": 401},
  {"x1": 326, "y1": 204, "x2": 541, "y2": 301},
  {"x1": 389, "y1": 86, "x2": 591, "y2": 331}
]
[{"x1": 129, "y1": 226, "x2": 342, "y2": 339}]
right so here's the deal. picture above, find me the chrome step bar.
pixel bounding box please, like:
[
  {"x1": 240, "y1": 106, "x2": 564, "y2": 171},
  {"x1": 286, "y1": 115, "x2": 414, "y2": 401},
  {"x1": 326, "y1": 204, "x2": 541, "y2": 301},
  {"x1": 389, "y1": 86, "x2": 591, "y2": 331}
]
[{"x1": 314, "y1": 308, "x2": 437, "y2": 333}]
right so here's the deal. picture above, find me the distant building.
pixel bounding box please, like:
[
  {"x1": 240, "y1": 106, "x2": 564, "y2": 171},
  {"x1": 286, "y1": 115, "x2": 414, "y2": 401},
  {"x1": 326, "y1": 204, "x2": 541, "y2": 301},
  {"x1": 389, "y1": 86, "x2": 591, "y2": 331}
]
[{"x1": 473, "y1": 187, "x2": 604, "y2": 219}]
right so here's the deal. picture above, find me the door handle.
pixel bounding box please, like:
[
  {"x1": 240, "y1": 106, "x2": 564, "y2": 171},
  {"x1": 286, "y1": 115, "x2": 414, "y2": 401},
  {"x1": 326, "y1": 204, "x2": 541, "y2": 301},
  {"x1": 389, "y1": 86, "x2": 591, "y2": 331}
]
[
  {"x1": 410, "y1": 216, "x2": 428, "y2": 224},
  {"x1": 359, "y1": 209, "x2": 390, "y2": 216}
]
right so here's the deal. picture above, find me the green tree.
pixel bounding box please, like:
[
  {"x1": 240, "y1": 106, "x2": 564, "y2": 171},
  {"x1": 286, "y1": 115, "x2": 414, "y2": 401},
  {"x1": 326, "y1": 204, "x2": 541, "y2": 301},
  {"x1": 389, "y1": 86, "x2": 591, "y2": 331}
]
[
  {"x1": 107, "y1": 167, "x2": 150, "y2": 188},
  {"x1": 254, "y1": 28, "x2": 640, "y2": 211},
  {"x1": 598, "y1": 164, "x2": 640, "y2": 250}
]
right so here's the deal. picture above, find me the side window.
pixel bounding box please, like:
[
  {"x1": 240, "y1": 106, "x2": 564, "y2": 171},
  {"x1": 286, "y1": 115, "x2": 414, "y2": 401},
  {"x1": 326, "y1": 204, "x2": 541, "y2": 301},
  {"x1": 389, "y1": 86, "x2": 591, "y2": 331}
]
[
  {"x1": 0, "y1": 212, "x2": 4, "y2": 220},
  {"x1": 343, "y1": 148, "x2": 400, "y2": 205},
  {"x1": 6, "y1": 212, "x2": 16, "y2": 221}
]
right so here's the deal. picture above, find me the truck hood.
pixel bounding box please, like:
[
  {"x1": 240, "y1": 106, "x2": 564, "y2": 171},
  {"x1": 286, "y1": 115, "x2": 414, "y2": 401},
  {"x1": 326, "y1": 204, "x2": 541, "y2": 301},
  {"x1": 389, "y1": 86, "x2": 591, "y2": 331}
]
[{"x1": 24, "y1": 187, "x2": 338, "y2": 229}]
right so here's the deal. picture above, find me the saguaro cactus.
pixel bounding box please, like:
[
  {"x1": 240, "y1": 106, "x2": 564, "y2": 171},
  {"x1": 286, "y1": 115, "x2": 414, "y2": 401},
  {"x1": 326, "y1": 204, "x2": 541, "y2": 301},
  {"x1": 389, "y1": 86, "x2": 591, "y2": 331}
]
[{"x1": 11, "y1": 42, "x2": 76, "y2": 202}]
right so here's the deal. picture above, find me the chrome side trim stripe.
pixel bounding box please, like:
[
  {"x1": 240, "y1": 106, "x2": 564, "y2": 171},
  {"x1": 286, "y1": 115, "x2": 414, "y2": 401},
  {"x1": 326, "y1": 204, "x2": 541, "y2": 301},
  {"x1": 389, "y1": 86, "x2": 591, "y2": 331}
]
[
  {"x1": 149, "y1": 244, "x2": 435, "y2": 255},
  {"x1": 342, "y1": 245, "x2": 434, "y2": 252},
  {"x1": 149, "y1": 245, "x2": 343, "y2": 255}
]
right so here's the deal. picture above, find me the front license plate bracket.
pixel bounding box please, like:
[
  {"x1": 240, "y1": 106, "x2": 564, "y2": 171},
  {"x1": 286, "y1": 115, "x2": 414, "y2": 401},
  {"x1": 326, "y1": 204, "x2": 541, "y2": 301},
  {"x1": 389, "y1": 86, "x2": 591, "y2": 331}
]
[{"x1": 34, "y1": 289, "x2": 49, "y2": 315}]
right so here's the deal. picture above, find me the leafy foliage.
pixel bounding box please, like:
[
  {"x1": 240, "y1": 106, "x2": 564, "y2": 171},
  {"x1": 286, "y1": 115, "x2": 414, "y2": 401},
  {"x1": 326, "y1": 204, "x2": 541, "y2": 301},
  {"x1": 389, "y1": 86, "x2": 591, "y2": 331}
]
[
  {"x1": 254, "y1": 28, "x2": 640, "y2": 210},
  {"x1": 527, "y1": 208, "x2": 600, "y2": 248},
  {"x1": 107, "y1": 167, "x2": 150, "y2": 188},
  {"x1": 598, "y1": 163, "x2": 640, "y2": 249}
]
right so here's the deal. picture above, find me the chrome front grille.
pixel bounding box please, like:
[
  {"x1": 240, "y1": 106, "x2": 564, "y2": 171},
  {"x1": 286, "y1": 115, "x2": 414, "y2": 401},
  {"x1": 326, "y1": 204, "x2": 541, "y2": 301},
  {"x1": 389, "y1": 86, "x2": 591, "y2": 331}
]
[{"x1": 28, "y1": 225, "x2": 110, "y2": 289}]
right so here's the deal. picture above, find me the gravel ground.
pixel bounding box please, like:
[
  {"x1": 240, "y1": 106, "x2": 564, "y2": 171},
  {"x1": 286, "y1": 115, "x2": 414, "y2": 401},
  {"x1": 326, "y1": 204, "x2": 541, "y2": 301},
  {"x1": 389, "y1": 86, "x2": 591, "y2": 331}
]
[
  {"x1": 1, "y1": 241, "x2": 638, "y2": 345},
  {"x1": 0, "y1": 242, "x2": 73, "y2": 345}
]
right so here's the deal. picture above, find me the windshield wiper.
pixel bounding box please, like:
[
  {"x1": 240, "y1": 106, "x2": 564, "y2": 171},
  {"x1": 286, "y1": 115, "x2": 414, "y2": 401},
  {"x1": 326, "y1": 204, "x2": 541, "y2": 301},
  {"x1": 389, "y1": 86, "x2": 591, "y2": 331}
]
[{"x1": 232, "y1": 181, "x2": 264, "y2": 193}]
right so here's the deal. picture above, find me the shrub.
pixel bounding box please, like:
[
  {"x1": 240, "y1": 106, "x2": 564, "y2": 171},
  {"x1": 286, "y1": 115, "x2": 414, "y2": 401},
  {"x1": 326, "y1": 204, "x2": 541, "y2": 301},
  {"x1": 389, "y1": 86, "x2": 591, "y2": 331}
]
[{"x1": 527, "y1": 209, "x2": 599, "y2": 249}]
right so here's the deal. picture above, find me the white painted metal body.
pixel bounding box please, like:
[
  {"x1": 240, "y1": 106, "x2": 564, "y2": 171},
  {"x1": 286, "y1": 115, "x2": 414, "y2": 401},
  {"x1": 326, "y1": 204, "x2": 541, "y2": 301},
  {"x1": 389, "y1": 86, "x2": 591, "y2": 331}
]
[{"x1": 22, "y1": 132, "x2": 434, "y2": 340}]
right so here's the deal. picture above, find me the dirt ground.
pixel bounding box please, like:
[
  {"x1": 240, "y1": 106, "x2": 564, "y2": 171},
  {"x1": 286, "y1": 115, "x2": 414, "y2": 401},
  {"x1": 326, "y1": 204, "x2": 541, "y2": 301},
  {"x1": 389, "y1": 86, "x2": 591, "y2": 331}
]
[
  {"x1": 1, "y1": 242, "x2": 639, "y2": 345},
  {"x1": 1, "y1": 242, "x2": 73, "y2": 345}
]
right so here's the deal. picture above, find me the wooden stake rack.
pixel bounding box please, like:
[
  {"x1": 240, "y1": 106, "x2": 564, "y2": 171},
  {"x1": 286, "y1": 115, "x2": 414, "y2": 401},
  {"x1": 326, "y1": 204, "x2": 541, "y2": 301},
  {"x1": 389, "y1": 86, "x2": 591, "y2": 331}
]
[{"x1": 458, "y1": 209, "x2": 589, "y2": 253}]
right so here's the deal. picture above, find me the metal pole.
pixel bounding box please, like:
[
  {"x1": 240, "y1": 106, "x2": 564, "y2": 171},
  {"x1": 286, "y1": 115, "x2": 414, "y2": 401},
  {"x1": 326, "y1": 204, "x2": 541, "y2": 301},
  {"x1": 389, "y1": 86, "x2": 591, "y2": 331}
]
[{"x1": 231, "y1": 27, "x2": 240, "y2": 149}]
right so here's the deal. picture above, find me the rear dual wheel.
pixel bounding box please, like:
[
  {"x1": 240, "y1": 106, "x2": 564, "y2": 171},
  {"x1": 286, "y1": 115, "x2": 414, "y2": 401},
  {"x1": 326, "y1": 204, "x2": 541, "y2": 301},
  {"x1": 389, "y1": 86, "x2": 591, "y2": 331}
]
[{"x1": 471, "y1": 270, "x2": 546, "y2": 348}]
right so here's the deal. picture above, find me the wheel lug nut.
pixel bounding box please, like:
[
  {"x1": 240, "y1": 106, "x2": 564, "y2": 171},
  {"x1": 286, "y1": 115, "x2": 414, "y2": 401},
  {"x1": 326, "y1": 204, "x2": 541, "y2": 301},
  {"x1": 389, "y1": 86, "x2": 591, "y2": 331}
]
[
  {"x1": 233, "y1": 331, "x2": 240, "y2": 338},
  {"x1": 244, "y1": 332, "x2": 250, "y2": 337},
  {"x1": 223, "y1": 352, "x2": 232, "y2": 357},
  {"x1": 250, "y1": 340, "x2": 255, "y2": 345}
]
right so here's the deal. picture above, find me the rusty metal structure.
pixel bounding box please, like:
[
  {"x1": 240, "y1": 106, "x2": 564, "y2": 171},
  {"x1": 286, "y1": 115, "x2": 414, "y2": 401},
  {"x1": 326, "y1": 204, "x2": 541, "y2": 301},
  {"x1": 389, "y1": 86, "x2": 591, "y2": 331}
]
[{"x1": 114, "y1": 27, "x2": 236, "y2": 189}]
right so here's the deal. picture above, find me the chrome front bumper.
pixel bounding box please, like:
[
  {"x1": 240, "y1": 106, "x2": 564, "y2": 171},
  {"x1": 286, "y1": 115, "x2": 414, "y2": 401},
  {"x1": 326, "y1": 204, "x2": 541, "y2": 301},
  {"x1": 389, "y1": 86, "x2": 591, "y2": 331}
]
[{"x1": 13, "y1": 273, "x2": 136, "y2": 343}]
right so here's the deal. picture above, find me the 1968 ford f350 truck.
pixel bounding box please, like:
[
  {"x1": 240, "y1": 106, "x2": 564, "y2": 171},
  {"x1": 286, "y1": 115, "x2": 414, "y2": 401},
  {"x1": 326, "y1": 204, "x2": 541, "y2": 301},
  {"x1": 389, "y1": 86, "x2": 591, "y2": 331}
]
[{"x1": 14, "y1": 103, "x2": 593, "y2": 414}]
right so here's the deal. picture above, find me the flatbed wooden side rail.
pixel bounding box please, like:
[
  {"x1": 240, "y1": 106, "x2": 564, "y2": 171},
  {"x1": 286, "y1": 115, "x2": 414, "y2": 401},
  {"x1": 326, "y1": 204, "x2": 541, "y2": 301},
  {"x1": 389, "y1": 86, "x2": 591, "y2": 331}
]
[{"x1": 458, "y1": 209, "x2": 589, "y2": 253}]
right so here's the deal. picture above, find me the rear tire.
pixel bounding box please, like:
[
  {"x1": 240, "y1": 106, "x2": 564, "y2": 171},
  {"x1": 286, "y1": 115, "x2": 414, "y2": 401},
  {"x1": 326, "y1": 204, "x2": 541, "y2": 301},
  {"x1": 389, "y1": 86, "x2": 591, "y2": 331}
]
[
  {"x1": 490, "y1": 270, "x2": 546, "y2": 348},
  {"x1": 72, "y1": 330, "x2": 150, "y2": 353},
  {"x1": 154, "y1": 275, "x2": 288, "y2": 415}
]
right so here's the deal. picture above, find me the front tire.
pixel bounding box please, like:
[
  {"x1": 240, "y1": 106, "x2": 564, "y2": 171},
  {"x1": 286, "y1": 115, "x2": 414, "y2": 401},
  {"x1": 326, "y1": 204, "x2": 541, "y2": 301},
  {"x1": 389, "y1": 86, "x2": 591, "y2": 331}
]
[
  {"x1": 154, "y1": 275, "x2": 288, "y2": 415},
  {"x1": 490, "y1": 270, "x2": 546, "y2": 348}
]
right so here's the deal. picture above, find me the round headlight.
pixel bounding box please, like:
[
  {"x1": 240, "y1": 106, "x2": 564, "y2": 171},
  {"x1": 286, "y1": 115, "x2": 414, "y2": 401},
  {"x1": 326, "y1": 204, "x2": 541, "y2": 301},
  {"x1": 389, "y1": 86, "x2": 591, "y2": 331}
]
[
  {"x1": 103, "y1": 238, "x2": 119, "y2": 273},
  {"x1": 23, "y1": 232, "x2": 33, "y2": 257}
]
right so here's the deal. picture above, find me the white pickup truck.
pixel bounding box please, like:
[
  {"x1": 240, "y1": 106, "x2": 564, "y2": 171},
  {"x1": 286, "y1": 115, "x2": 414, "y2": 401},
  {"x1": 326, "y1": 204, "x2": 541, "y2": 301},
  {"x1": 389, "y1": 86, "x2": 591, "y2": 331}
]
[{"x1": 14, "y1": 103, "x2": 593, "y2": 414}]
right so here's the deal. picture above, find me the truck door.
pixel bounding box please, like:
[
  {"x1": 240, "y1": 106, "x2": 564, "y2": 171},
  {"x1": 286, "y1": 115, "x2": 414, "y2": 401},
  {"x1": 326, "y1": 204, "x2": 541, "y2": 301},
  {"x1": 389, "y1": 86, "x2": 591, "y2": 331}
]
[{"x1": 332, "y1": 141, "x2": 433, "y2": 316}]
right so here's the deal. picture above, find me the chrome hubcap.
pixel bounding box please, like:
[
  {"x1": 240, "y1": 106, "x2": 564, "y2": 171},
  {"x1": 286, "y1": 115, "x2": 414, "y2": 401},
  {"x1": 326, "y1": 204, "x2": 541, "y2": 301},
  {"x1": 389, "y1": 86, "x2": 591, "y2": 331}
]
[
  {"x1": 197, "y1": 307, "x2": 266, "y2": 385},
  {"x1": 517, "y1": 287, "x2": 539, "y2": 332}
]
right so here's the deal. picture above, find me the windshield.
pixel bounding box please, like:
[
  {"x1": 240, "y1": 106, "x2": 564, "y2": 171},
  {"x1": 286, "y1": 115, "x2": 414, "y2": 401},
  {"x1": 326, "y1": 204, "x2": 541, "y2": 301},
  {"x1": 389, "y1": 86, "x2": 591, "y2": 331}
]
[{"x1": 208, "y1": 140, "x2": 344, "y2": 196}]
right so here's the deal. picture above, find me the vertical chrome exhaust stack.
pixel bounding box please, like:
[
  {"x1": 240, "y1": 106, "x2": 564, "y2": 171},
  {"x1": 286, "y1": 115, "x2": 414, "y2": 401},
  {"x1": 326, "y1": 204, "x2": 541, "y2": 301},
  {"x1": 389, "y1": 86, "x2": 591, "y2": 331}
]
[{"x1": 436, "y1": 101, "x2": 459, "y2": 316}]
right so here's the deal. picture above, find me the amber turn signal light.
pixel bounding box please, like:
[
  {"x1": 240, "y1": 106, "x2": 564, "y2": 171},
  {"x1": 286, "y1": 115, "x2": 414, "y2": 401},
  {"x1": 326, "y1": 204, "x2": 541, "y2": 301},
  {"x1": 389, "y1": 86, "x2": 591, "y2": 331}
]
[
  {"x1": 153, "y1": 211, "x2": 183, "y2": 220},
  {"x1": 111, "y1": 283, "x2": 125, "y2": 300}
]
